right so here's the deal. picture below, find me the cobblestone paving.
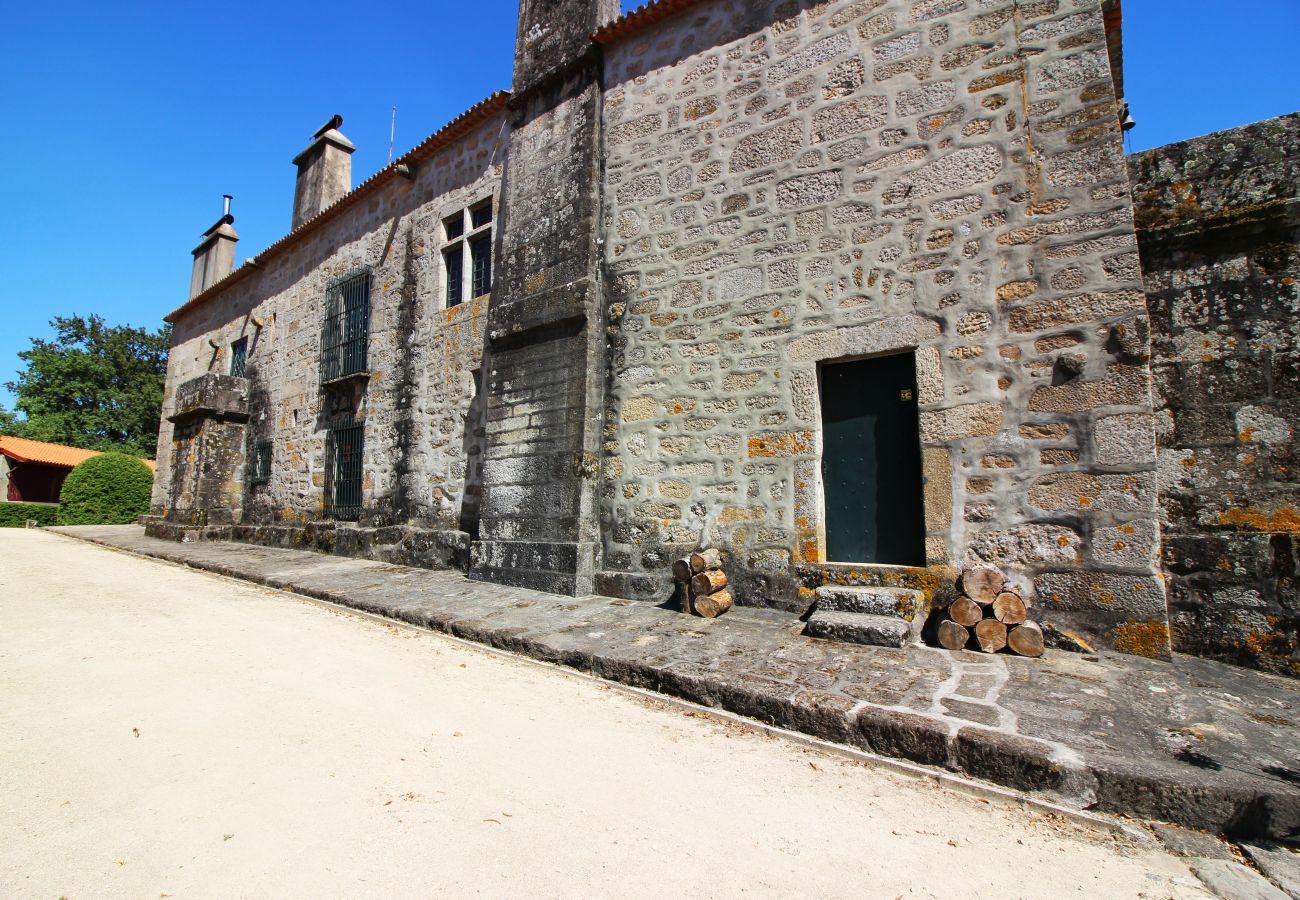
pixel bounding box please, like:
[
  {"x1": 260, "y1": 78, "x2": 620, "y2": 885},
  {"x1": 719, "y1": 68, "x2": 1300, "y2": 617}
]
[{"x1": 54, "y1": 526, "x2": 1300, "y2": 841}]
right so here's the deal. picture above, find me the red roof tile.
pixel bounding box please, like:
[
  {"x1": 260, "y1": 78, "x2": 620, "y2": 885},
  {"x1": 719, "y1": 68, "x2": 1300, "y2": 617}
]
[
  {"x1": 0, "y1": 436, "x2": 156, "y2": 471},
  {"x1": 593, "y1": 0, "x2": 710, "y2": 45}
]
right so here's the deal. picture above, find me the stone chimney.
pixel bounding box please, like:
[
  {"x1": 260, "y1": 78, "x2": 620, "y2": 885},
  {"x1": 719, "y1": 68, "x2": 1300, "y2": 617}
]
[
  {"x1": 291, "y1": 114, "x2": 355, "y2": 230},
  {"x1": 189, "y1": 195, "x2": 238, "y2": 300}
]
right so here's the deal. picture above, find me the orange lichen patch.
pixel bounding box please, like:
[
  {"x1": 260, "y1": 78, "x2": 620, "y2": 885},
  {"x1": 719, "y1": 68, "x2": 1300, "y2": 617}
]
[
  {"x1": 1217, "y1": 558, "x2": 1233, "y2": 571},
  {"x1": 1239, "y1": 427, "x2": 1257, "y2": 442},
  {"x1": 1113, "y1": 541, "x2": 1127, "y2": 552},
  {"x1": 748, "y1": 431, "x2": 814, "y2": 458},
  {"x1": 800, "y1": 540, "x2": 820, "y2": 564},
  {"x1": 1058, "y1": 535, "x2": 1071, "y2": 547},
  {"x1": 1181, "y1": 455, "x2": 1198, "y2": 469},
  {"x1": 1218, "y1": 506, "x2": 1300, "y2": 532},
  {"x1": 1113, "y1": 619, "x2": 1171, "y2": 658},
  {"x1": 814, "y1": 564, "x2": 945, "y2": 601}
]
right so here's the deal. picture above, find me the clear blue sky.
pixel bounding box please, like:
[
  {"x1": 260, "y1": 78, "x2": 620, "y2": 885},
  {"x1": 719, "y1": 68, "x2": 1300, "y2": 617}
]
[{"x1": 1, "y1": 0, "x2": 1296, "y2": 411}]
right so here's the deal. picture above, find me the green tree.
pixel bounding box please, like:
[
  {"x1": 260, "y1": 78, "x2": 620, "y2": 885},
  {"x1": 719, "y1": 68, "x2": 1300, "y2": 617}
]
[{"x1": 4, "y1": 315, "x2": 170, "y2": 457}]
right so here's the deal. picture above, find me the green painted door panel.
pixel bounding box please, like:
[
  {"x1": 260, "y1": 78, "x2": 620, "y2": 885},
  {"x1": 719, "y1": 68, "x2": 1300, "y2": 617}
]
[{"x1": 820, "y1": 353, "x2": 926, "y2": 566}]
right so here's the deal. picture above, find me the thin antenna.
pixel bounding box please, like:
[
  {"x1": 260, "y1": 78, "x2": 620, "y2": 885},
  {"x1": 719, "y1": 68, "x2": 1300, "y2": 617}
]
[{"x1": 389, "y1": 106, "x2": 397, "y2": 164}]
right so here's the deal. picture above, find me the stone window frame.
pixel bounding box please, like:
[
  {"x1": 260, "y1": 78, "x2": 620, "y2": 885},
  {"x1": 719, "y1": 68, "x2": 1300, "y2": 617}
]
[
  {"x1": 441, "y1": 196, "x2": 495, "y2": 309},
  {"x1": 790, "y1": 316, "x2": 950, "y2": 571}
]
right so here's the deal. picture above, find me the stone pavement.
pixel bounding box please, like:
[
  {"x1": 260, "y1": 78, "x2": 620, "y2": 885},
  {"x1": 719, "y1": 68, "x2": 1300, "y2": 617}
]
[{"x1": 52, "y1": 526, "x2": 1300, "y2": 844}]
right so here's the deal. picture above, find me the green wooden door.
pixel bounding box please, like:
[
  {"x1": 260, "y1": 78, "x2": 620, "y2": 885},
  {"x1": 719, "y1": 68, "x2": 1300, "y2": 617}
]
[{"x1": 820, "y1": 353, "x2": 926, "y2": 566}]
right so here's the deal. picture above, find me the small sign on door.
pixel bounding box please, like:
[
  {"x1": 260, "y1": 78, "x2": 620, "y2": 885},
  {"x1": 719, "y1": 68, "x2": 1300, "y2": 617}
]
[{"x1": 899, "y1": 389, "x2": 913, "y2": 401}]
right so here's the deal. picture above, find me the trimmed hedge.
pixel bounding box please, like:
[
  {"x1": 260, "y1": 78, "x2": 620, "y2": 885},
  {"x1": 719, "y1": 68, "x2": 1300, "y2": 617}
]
[
  {"x1": 58, "y1": 453, "x2": 155, "y2": 526},
  {"x1": 0, "y1": 502, "x2": 60, "y2": 528}
]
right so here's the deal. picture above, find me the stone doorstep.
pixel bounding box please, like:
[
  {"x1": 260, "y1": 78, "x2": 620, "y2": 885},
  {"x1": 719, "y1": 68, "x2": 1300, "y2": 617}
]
[
  {"x1": 805, "y1": 610, "x2": 911, "y2": 648},
  {"x1": 815, "y1": 584, "x2": 923, "y2": 617},
  {"x1": 47, "y1": 527, "x2": 1300, "y2": 843}
]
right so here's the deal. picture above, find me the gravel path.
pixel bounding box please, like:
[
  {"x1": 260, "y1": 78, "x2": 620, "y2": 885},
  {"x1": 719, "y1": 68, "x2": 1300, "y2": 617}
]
[{"x1": 0, "y1": 529, "x2": 1210, "y2": 898}]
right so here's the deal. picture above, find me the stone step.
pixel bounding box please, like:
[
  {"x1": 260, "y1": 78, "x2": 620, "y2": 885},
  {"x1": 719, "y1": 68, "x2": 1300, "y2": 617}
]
[
  {"x1": 815, "y1": 585, "x2": 923, "y2": 620},
  {"x1": 804, "y1": 610, "x2": 911, "y2": 648}
]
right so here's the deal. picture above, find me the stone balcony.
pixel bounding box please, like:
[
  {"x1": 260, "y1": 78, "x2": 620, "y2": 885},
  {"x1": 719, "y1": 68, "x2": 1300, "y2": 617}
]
[{"x1": 167, "y1": 373, "x2": 250, "y2": 424}]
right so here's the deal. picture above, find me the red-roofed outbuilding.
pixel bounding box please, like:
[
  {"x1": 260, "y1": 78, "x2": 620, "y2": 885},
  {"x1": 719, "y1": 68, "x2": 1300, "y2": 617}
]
[{"x1": 0, "y1": 436, "x2": 155, "y2": 504}]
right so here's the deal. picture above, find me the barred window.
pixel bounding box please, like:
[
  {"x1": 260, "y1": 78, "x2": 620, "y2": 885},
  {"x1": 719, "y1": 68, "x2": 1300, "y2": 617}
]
[
  {"x1": 325, "y1": 421, "x2": 364, "y2": 521},
  {"x1": 230, "y1": 337, "x2": 248, "y2": 377},
  {"x1": 470, "y1": 235, "x2": 492, "y2": 298},
  {"x1": 249, "y1": 440, "x2": 271, "y2": 484},
  {"x1": 321, "y1": 268, "x2": 372, "y2": 383},
  {"x1": 445, "y1": 247, "x2": 463, "y2": 309}
]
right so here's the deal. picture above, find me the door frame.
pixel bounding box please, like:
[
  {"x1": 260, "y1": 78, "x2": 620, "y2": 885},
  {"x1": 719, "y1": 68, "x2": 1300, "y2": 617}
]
[{"x1": 786, "y1": 315, "x2": 952, "y2": 570}]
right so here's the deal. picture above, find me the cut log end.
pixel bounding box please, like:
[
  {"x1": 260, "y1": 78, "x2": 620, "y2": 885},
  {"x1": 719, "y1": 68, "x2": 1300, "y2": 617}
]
[
  {"x1": 690, "y1": 569, "x2": 729, "y2": 597},
  {"x1": 689, "y1": 548, "x2": 723, "y2": 574},
  {"x1": 961, "y1": 565, "x2": 1005, "y2": 604},
  {"x1": 937, "y1": 619, "x2": 971, "y2": 652},
  {"x1": 992, "y1": 592, "x2": 1027, "y2": 625},
  {"x1": 1008, "y1": 621, "x2": 1045, "y2": 658},
  {"x1": 975, "y1": 618, "x2": 1008, "y2": 654},
  {"x1": 694, "y1": 590, "x2": 733, "y2": 619},
  {"x1": 949, "y1": 596, "x2": 984, "y2": 627}
]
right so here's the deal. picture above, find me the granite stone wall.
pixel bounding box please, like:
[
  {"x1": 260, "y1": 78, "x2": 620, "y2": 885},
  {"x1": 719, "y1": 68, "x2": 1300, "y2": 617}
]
[
  {"x1": 598, "y1": 0, "x2": 1168, "y2": 654},
  {"x1": 1131, "y1": 113, "x2": 1300, "y2": 676},
  {"x1": 150, "y1": 111, "x2": 509, "y2": 566}
]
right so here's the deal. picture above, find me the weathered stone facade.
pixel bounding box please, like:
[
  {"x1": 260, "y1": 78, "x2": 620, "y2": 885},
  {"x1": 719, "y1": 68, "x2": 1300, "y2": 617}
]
[
  {"x1": 596, "y1": 0, "x2": 1164, "y2": 657},
  {"x1": 150, "y1": 98, "x2": 510, "y2": 568},
  {"x1": 1131, "y1": 113, "x2": 1300, "y2": 677},
  {"x1": 149, "y1": 0, "x2": 1296, "y2": 674}
]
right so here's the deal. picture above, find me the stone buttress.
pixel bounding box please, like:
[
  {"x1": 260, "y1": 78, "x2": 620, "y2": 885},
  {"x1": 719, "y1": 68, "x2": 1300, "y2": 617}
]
[{"x1": 469, "y1": 0, "x2": 623, "y2": 595}]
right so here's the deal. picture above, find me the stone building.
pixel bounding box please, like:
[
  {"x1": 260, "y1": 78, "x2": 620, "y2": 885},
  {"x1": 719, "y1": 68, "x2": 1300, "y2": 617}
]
[{"x1": 147, "y1": 0, "x2": 1298, "y2": 676}]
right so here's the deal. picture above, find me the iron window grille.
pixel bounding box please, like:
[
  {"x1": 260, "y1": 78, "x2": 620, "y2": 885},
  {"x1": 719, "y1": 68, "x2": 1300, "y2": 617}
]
[
  {"x1": 325, "y1": 421, "x2": 364, "y2": 521},
  {"x1": 230, "y1": 337, "x2": 248, "y2": 377},
  {"x1": 470, "y1": 235, "x2": 492, "y2": 298},
  {"x1": 249, "y1": 440, "x2": 271, "y2": 484},
  {"x1": 445, "y1": 248, "x2": 463, "y2": 308},
  {"x1": 320, "y1": 267, "x2": 372, "y2": 383}
]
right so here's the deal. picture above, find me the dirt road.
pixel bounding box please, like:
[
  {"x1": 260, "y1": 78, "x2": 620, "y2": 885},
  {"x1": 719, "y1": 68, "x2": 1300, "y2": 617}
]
[{"x1": 0, "y1": 530, "x2": 1209, "y2": 898}]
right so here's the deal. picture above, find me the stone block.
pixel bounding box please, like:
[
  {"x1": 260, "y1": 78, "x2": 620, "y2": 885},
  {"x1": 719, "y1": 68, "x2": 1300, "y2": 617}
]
[
  {"x1": 885, "y1": 144, "x2": 1002, "y2": 200},
  {"x1": 814, "y1": 585, "x2": 924, "y2": 619},
  {"x1": 803, "y1": 609, "x2": 910, "y2": 647},
  {"x1": 1093, "y1": 413, "x2": 1158, "y2": 466},
  {"x1": 729, "y1": 120, "x2": 803, "y2": 172},
  {"x1": 920, "y1": 402, "x2": 1002, "y2": 442}
]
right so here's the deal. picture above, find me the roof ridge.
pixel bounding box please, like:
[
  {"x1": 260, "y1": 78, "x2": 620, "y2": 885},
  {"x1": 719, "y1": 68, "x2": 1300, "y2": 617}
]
[
  {"x1": 167, "y1": 90, "x2": 511, "y2": 323},
  {"x1": 593, "y1": 0, "x2": 709, "y2": 45}
]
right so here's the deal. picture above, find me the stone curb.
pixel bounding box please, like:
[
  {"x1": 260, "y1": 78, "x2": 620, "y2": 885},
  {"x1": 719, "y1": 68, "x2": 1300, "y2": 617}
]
[{"x1": 53, "y1": 529, "x2": 1300, "y2": 843}]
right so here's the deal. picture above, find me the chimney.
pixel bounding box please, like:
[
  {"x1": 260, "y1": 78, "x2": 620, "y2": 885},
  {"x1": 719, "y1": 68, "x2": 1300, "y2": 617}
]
[
  {"x1": 291, "y1": 114, "x2": 355, "y2": 230},
  {"x1": 189, "y1": 195, "x2": 239, "y2": 299}
]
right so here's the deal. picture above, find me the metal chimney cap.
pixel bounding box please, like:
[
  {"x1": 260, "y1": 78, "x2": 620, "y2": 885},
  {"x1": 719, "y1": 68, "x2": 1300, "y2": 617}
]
[{"x1": 313, "y1": 114, "x2": 344, "y2": 139}]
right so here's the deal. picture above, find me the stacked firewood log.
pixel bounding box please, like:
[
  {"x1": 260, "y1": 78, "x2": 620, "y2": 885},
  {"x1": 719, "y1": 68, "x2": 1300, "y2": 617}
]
[
  {"x1": 673, "y1": 548, "x2": 734, "y2": 618},
  {"x1": 936, "y1": 564, "x2": 1045, "y2": 657}
]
